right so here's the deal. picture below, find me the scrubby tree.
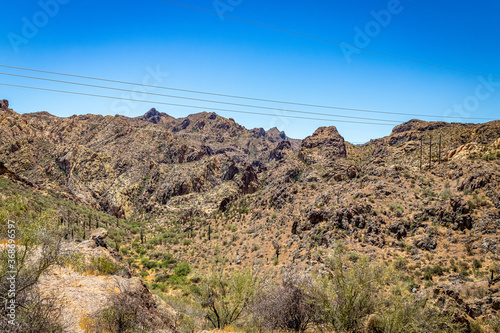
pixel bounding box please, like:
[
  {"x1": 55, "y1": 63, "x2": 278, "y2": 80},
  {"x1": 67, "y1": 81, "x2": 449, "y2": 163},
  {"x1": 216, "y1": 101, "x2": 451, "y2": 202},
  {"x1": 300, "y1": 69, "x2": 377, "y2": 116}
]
[
  {"x1": 252, "y1": 268, "x2": 319, "y2": 332},
  {"x1": 313, "y1": 243, "x2": 383, "y2": 332},
  {"x1": 198, "y1": 268, "x2": 257, "y2": 329}
]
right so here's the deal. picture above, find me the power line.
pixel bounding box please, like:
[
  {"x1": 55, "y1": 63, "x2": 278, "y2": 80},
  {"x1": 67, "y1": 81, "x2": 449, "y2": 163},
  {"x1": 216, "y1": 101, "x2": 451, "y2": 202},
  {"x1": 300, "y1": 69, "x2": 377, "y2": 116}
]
[
  {"x1": 0, "y1": 64, "x2": 493, "y2": 121},
  {"x1": 164, "y1": 0, "x2": 500, "y2": 82},
  {"x1": 0, "y1": 72, "x2": 396, "y2": 124},
  {"x1": 0, "y1": 82, "x2": 398, "y2": 126}
]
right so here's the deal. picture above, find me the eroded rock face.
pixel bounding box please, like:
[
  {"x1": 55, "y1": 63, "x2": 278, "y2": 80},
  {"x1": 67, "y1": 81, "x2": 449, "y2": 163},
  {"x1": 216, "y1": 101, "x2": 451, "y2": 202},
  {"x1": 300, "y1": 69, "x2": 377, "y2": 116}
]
[
  {"x1": 300, "y1": 126, "x2": 347, "y2": 162},
  {"x1": 302, "y1": 127, "x2": 346, "y2": 153},
  {"x1": 240, "y1": 164, "x2": 259, "y2": 195},
  {"x1": 270, "y1": 140, "x2": 291, "y2": 161},
  {"x1": 0, "y1": 99, "x2": 8, "y2": 110}
]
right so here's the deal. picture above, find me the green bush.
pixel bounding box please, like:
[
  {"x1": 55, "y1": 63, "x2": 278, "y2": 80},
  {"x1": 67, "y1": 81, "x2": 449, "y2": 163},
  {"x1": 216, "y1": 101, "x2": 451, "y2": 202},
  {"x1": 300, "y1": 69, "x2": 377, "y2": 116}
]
[
  {"x1": 161, "y1": 254, "x2": 176, "y2": 268},
  {"x1": 421, "y1": 187, "x2": 436, "y2": 198},
  {"x1": 174, "y1": 262, "x2": 192, "y2": 277},
  {"x1": 0, "y1": 196, "x2": 67, "y2": 331},
  {"x1": 314, "y1": 244, "x2": 382, "y2": 332},
  {"x1": 198, "y1": 269, "x2": 257, "y2": 329},
  {"x1": 431, "y1": 265, "x2": 443, "y2": 276},
  {"x1": 377, "y1": 294, "x2": 466, "y2": 333},
  {"x1": 90, "y1": 256, "x2": 120, "y2": 275},
  {"x1": 155, "y1": 274, "x2": 171, "y2": 283},
  {"x1": 388, "y1": 202, "x2": 405, "y2": 217},
  {"x1": 141, "y1": 258, "x2": 157, "y2": 270},
  {"x1": 395, "y1": 257, "x2": 407, "y2": 270},
  {"x1": 152, "y1": 283, "x2": 167, "y2": 292},
  {"x1": 168, "y1": 275, "x2": 187, "y2": 286}
]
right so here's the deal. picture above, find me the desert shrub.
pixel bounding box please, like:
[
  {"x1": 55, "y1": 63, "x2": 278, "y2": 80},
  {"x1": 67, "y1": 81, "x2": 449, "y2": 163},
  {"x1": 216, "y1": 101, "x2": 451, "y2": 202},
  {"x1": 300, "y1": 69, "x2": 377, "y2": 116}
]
[
  {"x1": 174, "y1": 262, "x2": 191, "y2": 277},
  {"x1": 151, "y1": 283, "x2": 166, "y2": 292},
  {"x1": 155, "y1": 274, "x2": 170, "y2": 283},
  {"x1": 423, "y1": 270, "x2": 433, "y2": 281},
  {"x1": 395, "y1": 257, "x2": 407, "y2": 270},
  {"x1": 388, "y1": 202, "x2": 404, "y2": 217},
  {"x1": 376, "y1": 294, "x2": 467, "y2": 333},
  {"x1": 198, "y1": 268, "x2": 257, "y2": 329},
  {"x1": 160, "y1": 294, "x2": 205, "y2": 333},
  {"x1": 167, "y1": 275, "x2": 187, "y2": 286},
  {"x1": 313, "y1": 244, "x2": 382, "y2": 332},
  {"x1": 252, "y1": 268, "x2": 319, "y2": 332},
  {"x1": 161, "y1": 253, "x2": 176, "y2": 268},
  {"x1": 89, "y1": 256, "x2": 120, "y2": 275},
  {"x1": 85, "y1": 281, "x2": 172, "y2": 333},
  {"x1": 405, "y1": 278, "x2": 419, "y2": 292},
  {"x1": 439, "y1": 189, "x2": 452, "y2": 201},
  {"x1": 140, "y1": 258, "x2": 157, "y2": 270},
  {"x1": 1, "y1": 289, "x2": 67, "y2": 333},
  {"x1": 421, "y1": 187, "x2": 436, "y2": 198},
  {"x1": 431, "y1": 265, "x2": 444, "y2": 276},
  {"x1": 135, "y1": 247, "x2": 146, "y2": 255}
]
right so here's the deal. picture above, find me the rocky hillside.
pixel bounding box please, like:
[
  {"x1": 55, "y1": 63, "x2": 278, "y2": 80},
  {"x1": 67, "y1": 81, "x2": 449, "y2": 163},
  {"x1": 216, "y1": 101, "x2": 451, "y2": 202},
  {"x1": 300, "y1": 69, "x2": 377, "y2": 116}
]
[
  {"x1": 2, "y1": 98, "x2": 500, "y2": 331},
  {"x1": 0, "y1": 101, "x2": 298, "y2": 219}
]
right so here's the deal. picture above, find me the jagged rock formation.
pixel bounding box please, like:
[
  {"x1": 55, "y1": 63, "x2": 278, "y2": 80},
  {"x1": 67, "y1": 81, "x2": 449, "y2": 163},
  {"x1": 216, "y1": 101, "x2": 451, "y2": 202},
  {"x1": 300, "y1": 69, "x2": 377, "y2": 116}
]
[{"x1": 0, "y1": 101, "x2": 298, "y2": 218}]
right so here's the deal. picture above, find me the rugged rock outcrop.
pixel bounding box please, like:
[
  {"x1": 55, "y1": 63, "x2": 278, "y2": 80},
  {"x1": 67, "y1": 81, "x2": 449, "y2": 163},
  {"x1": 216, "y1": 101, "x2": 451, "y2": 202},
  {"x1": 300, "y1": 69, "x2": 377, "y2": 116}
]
[
  {"x1": 0, "y1": 99, "x2": 9, "y2": 110},
  {"x1": 299, "y1": 126, "x2": 346, "y2": 164}
]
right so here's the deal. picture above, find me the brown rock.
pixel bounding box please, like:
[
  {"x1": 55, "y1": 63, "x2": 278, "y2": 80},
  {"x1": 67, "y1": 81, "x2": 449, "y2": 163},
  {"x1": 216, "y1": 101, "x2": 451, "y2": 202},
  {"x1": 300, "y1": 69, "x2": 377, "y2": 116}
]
[
  {"x1": 301, "y1": 126, "x2": 347, "y2": 159},
  {"x1": 0, "y1": 99, "x2": 8, "y2": 110}
]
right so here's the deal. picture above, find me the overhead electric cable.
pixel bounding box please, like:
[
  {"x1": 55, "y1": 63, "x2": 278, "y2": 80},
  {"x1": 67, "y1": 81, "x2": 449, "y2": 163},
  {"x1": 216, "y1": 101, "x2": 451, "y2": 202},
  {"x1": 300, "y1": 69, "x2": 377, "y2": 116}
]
[
  {"x1": 0, "y1": 82, "x2": 399, "y2": 126},
  {"x1": 0, "y1": 64, "x2": 493, "y2": 120},
  {"x1": 0, "y1": 72, "x2": 396, "y2": 123}
]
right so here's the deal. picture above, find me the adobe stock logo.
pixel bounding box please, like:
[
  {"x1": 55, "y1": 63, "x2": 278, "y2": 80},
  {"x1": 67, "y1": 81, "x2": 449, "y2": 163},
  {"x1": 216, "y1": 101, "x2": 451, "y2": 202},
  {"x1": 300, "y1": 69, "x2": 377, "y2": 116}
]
[
  {"x1": 212, "y1": 0, "x2": 243, "y2": 21},
  {"x1": 110, "y1": 65, "x2": 170, "y2": 116},
  {"x1": 7, "y1": 0, "x2": 70, "y2": 54},
  {"x1": 443, "y1": 75, "x2": 499, "y2": 122},
  {"x1": 341, "y1": 0, "x2": 408, "y2": 63}
]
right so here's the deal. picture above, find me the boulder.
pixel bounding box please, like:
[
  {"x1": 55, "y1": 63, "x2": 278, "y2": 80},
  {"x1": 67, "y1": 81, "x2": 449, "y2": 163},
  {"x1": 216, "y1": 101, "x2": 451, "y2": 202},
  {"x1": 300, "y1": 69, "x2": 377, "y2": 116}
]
[
  {"x1": 90, "y1": 227, "x2": 108, "y2": 240},
  {"x1": 90, "y1": 227, "x2": 108, "y2": 247},
  {"x1": 414, "y1": 236, "x2": 437, "y2": 251},
  {"x1": 389, "y1": 222, "x2": 407, "y2": 240}
]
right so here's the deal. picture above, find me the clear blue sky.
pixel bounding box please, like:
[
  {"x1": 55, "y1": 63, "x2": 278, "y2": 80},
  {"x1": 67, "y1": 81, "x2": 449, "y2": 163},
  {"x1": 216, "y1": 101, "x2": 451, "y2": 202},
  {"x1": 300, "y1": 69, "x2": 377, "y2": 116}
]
[{"x1": 1, "y1": 0, "x2": 499, "y2": 143}]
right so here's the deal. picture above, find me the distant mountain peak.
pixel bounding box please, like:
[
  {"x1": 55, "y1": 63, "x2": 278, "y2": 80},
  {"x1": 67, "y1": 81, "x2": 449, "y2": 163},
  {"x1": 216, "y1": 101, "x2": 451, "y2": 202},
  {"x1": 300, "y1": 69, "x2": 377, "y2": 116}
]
[{"x1": 139, "y1": 108, "x2": 172, "y2": 124}]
